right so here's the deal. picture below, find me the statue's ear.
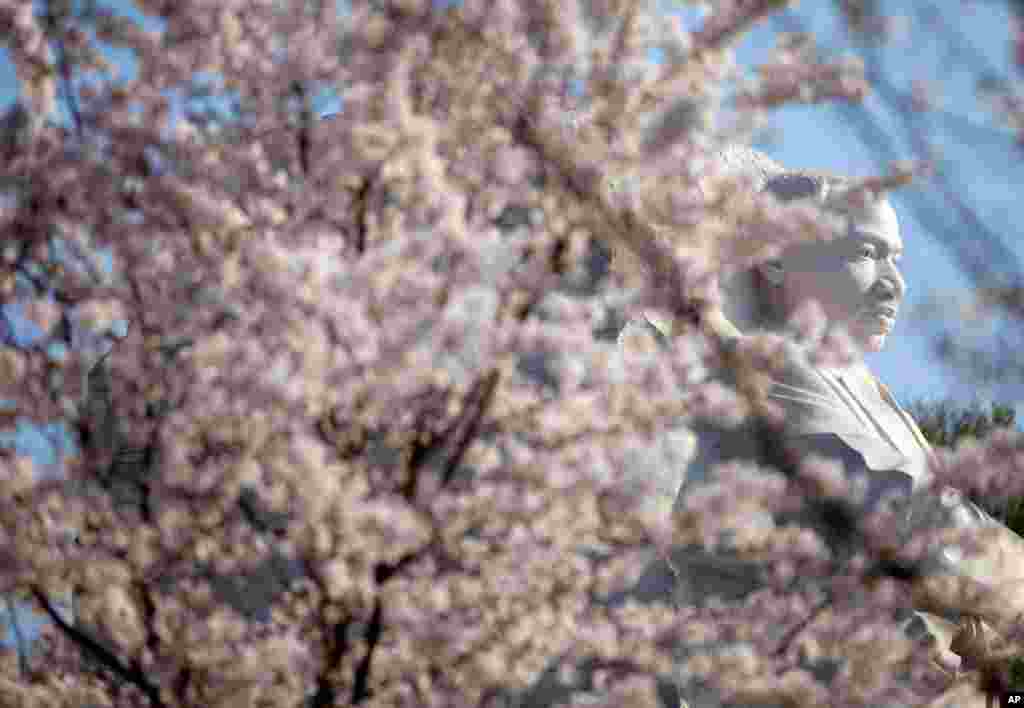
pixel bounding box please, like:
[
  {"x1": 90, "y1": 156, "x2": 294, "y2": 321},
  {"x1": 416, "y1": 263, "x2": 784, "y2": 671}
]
[{"x1": 757, "y1": 259, "x2": 784, "y2": 286}]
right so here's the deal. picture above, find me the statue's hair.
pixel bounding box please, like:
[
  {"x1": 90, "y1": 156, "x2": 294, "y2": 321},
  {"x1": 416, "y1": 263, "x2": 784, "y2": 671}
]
[
  {"x1": 715, "y1": 144, "x2": 788, "y2": 189},
  {"x1": 714, "y1": 144, "x2": 853, "y2": 208}
]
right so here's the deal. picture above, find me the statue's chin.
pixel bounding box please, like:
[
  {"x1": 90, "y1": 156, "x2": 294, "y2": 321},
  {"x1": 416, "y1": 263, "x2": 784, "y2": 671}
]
[
  {"x1": 860, "y1": 332, "x2": 887, "y2": 354},
  {"x1": 850, "y1": 316, "x2": 892, "y2": 354}
]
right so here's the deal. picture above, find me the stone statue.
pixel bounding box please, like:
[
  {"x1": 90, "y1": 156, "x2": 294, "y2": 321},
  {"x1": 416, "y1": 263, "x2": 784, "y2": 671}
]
[{"x1": 619, "y1": 146, "x2": 1024, "y2": 704}]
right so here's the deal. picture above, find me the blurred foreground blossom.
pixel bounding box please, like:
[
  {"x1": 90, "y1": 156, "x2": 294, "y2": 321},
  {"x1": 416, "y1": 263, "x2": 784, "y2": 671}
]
[{"x1": 0, "y1": 0, "x2": 1016, "y2": 706}]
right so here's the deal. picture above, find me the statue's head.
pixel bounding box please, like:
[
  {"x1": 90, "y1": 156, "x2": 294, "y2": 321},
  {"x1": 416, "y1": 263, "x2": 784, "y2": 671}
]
[{"x1": 715, "y1": 148, "x2": 905, "y2": 355}]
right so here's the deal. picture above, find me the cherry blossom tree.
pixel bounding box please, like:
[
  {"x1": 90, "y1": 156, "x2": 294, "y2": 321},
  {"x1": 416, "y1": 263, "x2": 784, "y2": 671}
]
[{"x1": 1, "y1": 1, "x2": 1024, "y2": 706}]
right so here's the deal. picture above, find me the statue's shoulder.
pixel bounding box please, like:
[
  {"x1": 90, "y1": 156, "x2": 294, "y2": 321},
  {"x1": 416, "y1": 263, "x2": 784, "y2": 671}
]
[
  {"x1": 755, "y1": 338, "x2": 873, "y2": 438},
  {"x1": 721, "y1": 333, "x2": 832, "y2": 401},
  {"x1": 761, "y1": 339, "x2": 915, "y2": 473},
  {"x1": 615, "y1": 321, "x2": 858, "y2": 435}
]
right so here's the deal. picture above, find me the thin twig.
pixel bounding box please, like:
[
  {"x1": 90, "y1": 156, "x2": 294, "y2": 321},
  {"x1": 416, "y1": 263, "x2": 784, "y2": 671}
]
[
  {"x1": 43, "y1": 0, "x2": 83, "y2": 142},
  {"x1": 5, "y1": 595, "x2": 29, "y2": 677},
  {"x1": 770, "y1": 593, "x2": 832, "y2": 658}
]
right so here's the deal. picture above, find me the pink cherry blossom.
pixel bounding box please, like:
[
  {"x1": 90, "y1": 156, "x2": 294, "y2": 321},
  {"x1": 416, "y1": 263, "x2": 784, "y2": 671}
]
[{"x1": 0, "y1": 1, "x2": 1014, "y2": 706}]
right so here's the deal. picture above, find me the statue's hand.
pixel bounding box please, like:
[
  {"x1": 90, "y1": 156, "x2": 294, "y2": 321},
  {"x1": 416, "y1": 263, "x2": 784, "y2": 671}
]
[
  {"x1": 942, "y1": 613, "x2": 1024, "y2": 704},
  {"x1": 950, "y1": 616, "x2": 999, "y2": 672},
  {"x1": 892, "y1": 485, "x2": 1024, "y2": 636},
  {"x1": 906, "y1": 522, "x2": 1024, "y2": 679},
  {"x1": 919, "y1": 523, "x2": 1024, "y2": 629}
]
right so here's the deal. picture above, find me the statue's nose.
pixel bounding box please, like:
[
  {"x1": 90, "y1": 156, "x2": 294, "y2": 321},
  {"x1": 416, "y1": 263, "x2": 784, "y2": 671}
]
[{"x1": 878, "y1": 259, "x2": 906, "y2": 295}]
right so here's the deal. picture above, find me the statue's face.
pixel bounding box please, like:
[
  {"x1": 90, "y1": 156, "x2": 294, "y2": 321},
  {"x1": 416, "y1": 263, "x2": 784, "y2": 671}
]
[{"x1": 769, "y1": 199, "x2": 905, "y2": 354}]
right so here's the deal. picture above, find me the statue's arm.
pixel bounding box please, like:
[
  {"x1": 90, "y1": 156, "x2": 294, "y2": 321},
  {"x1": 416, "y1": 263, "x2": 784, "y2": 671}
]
[{"x1": 784, "y1": 430, "x2": 1024, "y2": 670}]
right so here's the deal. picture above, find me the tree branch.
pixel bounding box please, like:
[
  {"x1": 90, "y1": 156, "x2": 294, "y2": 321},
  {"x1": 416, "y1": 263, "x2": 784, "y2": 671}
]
[
  {"x1": 293, "y1": 81, "x2": 313, "y2": 177},
  {"x1": 352, "y1": 176, "x2": 373, "y2": 256},
  {"x1": 307, "y1": 615, "x2": 352, "y2": 708},
  {"x1": 31, "y1": 587, "x2": 165, "y2": 708},
  {"x1": 351, "y1": 599, "x2": 383, "y2": 704},
  {"x1": 440, "y1": 368, "x2": 501, "y2": 487}
]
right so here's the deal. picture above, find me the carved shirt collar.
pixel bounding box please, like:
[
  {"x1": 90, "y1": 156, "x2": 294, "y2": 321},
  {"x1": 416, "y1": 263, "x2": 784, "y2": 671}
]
[{"x1": 817, "y1": 365, "x2": 936, "y2": 487}]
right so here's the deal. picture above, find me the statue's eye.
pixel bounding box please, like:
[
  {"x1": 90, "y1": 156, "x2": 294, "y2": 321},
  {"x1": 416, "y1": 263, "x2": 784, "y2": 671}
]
[{"x1": 859, "y1": 246, "x2": 875, "y2": 259}]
